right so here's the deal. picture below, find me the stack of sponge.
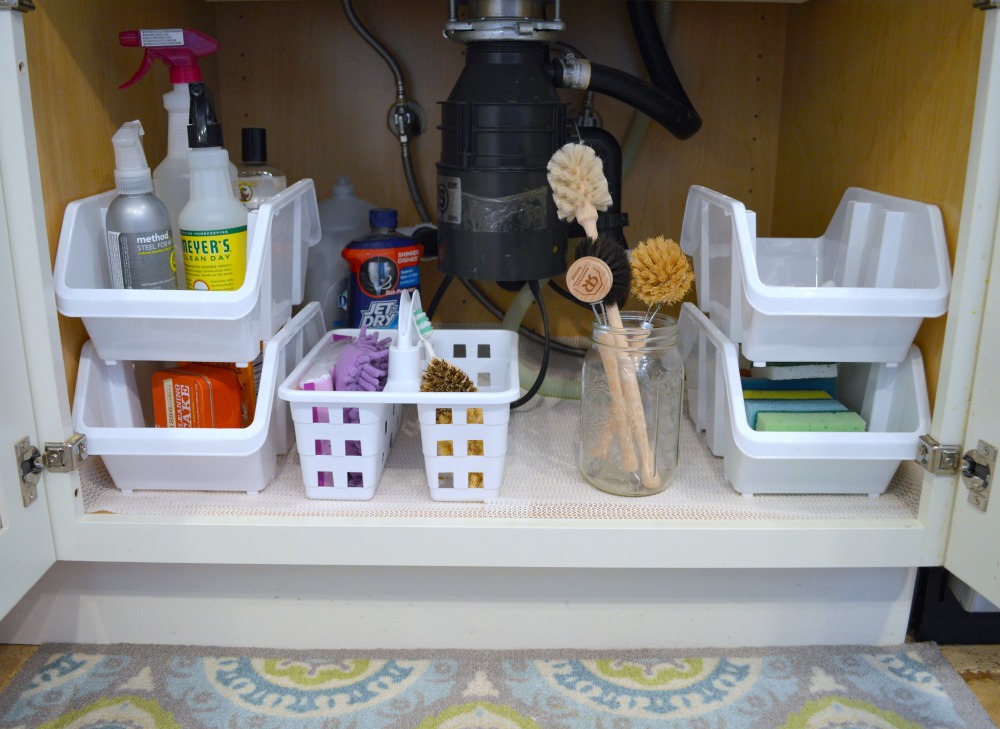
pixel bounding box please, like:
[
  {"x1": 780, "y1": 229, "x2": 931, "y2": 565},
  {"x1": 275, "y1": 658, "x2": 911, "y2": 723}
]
[{"x1": 740, "y1": 363, "x2": 867, "y2": 433}]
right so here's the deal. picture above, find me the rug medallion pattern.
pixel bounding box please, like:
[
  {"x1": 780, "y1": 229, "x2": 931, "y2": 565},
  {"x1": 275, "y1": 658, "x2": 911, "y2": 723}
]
[{"x1": 0, "y1": 643, "x2": 993, "y2": 728}]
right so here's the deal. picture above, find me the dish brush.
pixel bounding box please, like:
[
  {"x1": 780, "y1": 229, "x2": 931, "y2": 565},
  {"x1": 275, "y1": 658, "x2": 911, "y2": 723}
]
[
  {"x1": 412, "y1": 299, "x2": 478, "y2": 394},
  {"x1": 630, "y1": 235, "x2": 694, "y2": 326},
  {"x1": 567, "y1": 235, "x2": 640, "y2": 475},
  {"x1": 546, "y1": 142, "x2": 613, "y2": 240},
  {"x1": 576, "y1": 236, "x2": 659, "y2": 490}
]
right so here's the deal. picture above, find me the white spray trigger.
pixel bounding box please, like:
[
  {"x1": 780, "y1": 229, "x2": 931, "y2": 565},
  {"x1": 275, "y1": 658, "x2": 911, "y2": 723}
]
[{"x1": 395, "y1": 289, "x2": 415, "y2": 350}]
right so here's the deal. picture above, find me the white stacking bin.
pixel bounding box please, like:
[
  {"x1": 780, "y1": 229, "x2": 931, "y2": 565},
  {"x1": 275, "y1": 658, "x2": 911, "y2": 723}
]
[
  {"x1": 71, "y1": 303, "x2": 325, "y2": 493},
  {"x1": 678, "y1": 303, "x2": 930, "y2": 496},
  {"x1": 54, "y1": 179, "x2": 320, "y2": 365},
  {"x1": 279, "y1": 328, "x2": 520, "y2": 502},
  {"x1": 679, "y1": 185, "x2": 951, "y2": 363}
]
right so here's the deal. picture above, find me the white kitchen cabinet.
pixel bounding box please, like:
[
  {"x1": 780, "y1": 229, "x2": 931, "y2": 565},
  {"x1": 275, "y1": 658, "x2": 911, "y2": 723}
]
[{"x1": 1, "y1": 1, "x2": 999, "y2": 649}]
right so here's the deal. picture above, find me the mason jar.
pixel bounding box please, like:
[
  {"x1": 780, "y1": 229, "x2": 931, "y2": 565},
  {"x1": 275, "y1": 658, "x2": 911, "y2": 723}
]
[{"x1": 578, "y1": 312, "x2": 684, "y2": 496}]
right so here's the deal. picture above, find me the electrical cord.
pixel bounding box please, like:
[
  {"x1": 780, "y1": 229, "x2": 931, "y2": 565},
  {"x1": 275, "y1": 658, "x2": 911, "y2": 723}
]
[
  {"x1": 510, "y1": 279, "x2": 550, "y2": 409},
  {"x1": 458, "y1": 277, "x2": 587, "y2": 357},
  {"x1": 426, "y1": 274, "x2": 453, "y2": 321},
  {"x1": 548, "y1": 279, "x2": 592, "y2": 310},
  {"x1": 426, "y1": 273, "x2": 587, "y2": 357}
]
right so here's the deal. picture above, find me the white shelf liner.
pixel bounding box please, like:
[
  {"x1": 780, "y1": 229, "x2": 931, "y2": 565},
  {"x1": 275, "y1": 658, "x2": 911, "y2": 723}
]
[{"x1": 80, "y1": 395, "x2": 922, "y2": 522}]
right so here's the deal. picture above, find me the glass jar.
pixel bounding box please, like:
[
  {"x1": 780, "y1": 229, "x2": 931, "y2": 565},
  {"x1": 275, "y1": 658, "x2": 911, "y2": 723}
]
[{"x1": 578, "y1": 312, "x2": 684, "y2": 496}]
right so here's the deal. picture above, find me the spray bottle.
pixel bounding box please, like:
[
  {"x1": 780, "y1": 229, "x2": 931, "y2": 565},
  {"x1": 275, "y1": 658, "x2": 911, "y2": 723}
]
[
  {"x1": 119, "y1": 28, "x2": 236, "y2": 285},
  {"x1": 105, "y1": 121, "x2": 176, "y2": 290},
  {"x1": 178, "y1": 82, "x2": 248, "y2": 291}
]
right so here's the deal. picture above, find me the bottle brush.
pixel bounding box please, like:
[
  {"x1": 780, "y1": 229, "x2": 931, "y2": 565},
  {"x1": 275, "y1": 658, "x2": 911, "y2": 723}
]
[{"x1": 546, "y1": 142, "x2": 613, "y2": 240}]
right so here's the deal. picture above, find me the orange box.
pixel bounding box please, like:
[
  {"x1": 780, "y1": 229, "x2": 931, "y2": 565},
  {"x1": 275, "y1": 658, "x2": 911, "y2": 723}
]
[
  {"x1": 152, "y1": 364, "x2": 243, "y2": 429},
  {"x1": 196, "y1": 358, "x2": 260, "y2": 428}
]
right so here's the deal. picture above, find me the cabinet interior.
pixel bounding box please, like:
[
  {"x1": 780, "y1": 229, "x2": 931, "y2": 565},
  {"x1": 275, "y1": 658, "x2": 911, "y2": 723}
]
[{"x1": 20, "y1": 0, "x2": 983, "y2": 522}]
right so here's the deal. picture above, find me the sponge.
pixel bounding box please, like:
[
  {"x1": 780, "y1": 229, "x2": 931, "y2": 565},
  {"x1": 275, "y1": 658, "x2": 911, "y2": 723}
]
[
  {"x1": 743, "y1": 389, "x2": 832, "y2": 400},
  {"x1": 745, "y1": 398, "x2": 848, "y2": 429},
  {"x1": 740, "y1": 377, "x2": 838, "y2": 398},
  {"x1": 755, "y1": 410, "x2": 867, "y2": 432}
]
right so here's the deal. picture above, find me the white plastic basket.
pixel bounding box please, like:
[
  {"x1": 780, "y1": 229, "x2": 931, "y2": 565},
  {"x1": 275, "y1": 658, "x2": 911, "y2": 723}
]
[
  {"x1": 54, "y1": 179, "x2": 320, "y2": 365},
  {"x1": 71, "y1": 303, "x2": 326, "y2": 493},
  {"x1": 279, "y1": 327, "x2": 520, "y2": 501},
  {"x1": 679, "y1": 185, "x2": 951, "y2": 363},
  {"x1": 678, "y1": 303, "x2": 930, "y2": 496}
]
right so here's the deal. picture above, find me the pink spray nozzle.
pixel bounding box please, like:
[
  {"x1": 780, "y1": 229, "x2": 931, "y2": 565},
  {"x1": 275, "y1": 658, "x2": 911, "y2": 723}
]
[{"x1": 118, "y1": 28, "x2": 220, "y2": 89}]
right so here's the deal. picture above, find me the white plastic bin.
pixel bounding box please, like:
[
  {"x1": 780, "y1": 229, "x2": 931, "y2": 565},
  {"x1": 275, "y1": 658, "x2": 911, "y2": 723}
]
[
  {"x1": 678, "y1": 303, "x2": 930, "y2": 496},
  {"x1": 54, "y1": 179, "x2": 320, "y2": 365},
  {"x1": 279, "y1": 328, "x2": 520, "y2": 501},
  {"x1": 71, "y1": 303, "x2": 325, "y2": 493},
  {"x1": 679, "y1": 185, "x2": 951, "y2": 363}
]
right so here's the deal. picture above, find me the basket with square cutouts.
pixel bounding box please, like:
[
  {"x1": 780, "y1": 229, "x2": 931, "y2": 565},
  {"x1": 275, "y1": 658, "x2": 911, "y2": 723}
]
[{"x1": 279, "y1": 327, "x2": 520, "y2": 501}]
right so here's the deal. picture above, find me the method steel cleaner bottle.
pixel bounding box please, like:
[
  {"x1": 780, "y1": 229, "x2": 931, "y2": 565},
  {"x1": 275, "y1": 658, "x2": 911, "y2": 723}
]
[
  {"x1": 104, "y1": 120, "x2": 176, "y2": 290},
  {"x1": 342, "y1": 208, "x2": 423, "y2": 329}
]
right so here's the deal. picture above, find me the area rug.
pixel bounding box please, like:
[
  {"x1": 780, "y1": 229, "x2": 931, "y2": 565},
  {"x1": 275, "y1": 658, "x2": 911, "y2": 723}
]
[{"x1": 0, "y1": 642, "x2": 994, "y2": 728}]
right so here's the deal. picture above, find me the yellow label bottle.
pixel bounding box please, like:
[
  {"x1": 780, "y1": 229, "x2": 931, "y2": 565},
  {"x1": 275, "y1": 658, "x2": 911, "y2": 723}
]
[
  {"x1": 177, "y1": 83, "x2": 248, "y2": 291},
  {"x1": 180, "y1": 225, "x2": 248, "y2": 291},
  {"x1": 178, "y1": 146, "x2": 248, "y2": 291}
]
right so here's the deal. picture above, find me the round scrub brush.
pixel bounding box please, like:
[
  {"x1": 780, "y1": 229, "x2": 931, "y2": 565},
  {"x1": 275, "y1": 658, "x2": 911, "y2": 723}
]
[
  {"x1": 412, "y1": 297, "x2": 478, "y2": 394},
  {"x1": 567, "y1": 235, "x2": 640, "y2": 475},
  {"x1": 630, "y1": 235, "x2": 694, "y2": 326},
  {"x1": 547, "y1": 142, "x2": 613, "y2": 239}
]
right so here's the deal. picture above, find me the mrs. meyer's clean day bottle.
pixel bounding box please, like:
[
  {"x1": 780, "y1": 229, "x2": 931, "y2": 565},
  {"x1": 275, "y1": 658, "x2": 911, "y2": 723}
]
[
  {"x1": 104, "y1": 120, "x2": 176, "y2": 290},
  {"x1": 179, "y1": 82, "x2": 247, "y2": 291}
]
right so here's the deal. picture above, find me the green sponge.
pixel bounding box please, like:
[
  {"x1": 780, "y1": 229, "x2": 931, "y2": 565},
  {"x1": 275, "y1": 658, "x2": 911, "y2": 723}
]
[
  {"x1": 755, "y1": 410, "x2": 867, "y2": 432},
  {"x1": 745, "y1": 398, "x2": 848, "y2": 429},
  {"x1": 743, "y1": 389, "x2": 832, "y2": 400}
]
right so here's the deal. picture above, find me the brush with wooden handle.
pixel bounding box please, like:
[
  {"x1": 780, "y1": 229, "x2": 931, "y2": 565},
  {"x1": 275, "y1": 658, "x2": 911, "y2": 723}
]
[
  {"x1": 630, "y1": 235, "x2": 694, "y2": 327},
  {"x1": 576, "y1": 236, "x2": 659, "y2": 489},
  {"x1": 546, "y1": 142, "x2": 613, "y2": 240},
  {"x1": 566, "y1": 244, "x2": 639, "y2": 474}
]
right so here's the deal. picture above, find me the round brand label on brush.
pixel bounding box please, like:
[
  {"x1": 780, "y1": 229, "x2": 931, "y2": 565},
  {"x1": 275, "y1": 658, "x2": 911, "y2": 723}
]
[{"x1": 566, "y1": 256, "x2": 613, "y2": 303}]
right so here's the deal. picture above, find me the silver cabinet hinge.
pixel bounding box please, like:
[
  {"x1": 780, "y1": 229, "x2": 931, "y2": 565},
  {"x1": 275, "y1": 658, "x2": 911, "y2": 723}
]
[
  {"x1": 961, "y1": 440, "x2": 994, "y2": 512},
  {"x1": 916, "y1": 435, "x2": 961, "y2": 475},
  {"x1": 0, "y1": 0, "x2": 36, "y2": 12},
  {"x1": 13, "y1": 433, "x2": 87, "y2": 508}
]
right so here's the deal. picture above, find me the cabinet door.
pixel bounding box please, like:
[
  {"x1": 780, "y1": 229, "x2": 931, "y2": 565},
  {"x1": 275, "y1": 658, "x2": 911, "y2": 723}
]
[
  {"x1": 0, "y1": 8, "x2": 59, "y2": 619},
  {"x1": 943, "y1": 207, "x2": 1000, "y2": 607},
  {"x1": 0, "y1": 168, "x2": 56, "y2": 619},
  {"x1": 942, "y1": 9, "x2": 1000, "y2": 609}
]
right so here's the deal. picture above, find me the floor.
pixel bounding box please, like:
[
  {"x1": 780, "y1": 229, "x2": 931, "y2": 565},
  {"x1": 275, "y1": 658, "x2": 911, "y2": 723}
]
[{"x1": 1, "y1": 642, "x2": 998, "y2": 723}]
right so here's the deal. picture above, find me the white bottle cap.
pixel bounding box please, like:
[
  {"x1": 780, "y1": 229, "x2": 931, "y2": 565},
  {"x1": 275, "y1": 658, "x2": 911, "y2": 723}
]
[{"x1": 112, "y1": 120, "x2": 154, "y2": 195}]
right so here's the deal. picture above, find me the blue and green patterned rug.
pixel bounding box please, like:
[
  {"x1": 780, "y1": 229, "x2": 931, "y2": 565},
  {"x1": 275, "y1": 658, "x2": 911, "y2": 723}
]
[{"x1": 0, "y1": 642, "x2": 994, "y2": 728}]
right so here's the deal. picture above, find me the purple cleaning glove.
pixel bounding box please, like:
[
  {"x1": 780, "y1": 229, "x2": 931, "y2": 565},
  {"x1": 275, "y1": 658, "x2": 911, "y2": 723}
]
[{"x1": 334, "y1": 327, "x2": 392, "y2": 473}]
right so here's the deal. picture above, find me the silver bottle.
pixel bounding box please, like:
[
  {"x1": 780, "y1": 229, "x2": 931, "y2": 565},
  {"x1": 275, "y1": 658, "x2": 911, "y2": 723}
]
[{"x1": 105, "y1": 120, "x2": 177, "y2": 290}]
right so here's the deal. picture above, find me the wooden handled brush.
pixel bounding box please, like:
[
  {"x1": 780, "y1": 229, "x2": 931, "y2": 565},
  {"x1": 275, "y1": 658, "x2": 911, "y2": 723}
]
[
  {"x1": 566, "y1": 248, "x2": 639, "y2": 473},
  {"x1": 576, "y1": 236, "x2": 659, "y2": 489},
  {"x1": 547, "y1": 142, "x2": 613, "y2": 240},
  {"x1": 630, "y1": 235, "x2": 694, "y2": 326}
]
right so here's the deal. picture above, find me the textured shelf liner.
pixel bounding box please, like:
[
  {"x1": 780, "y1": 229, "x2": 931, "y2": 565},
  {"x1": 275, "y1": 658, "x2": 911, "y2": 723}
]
[{"x1": 81, "y1": 394, "x2": 923, "y2": 522}]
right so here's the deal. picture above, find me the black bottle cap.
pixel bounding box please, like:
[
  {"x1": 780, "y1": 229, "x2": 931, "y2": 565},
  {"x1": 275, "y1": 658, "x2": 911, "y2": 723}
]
[
  {"x1": 187, "y1": 82, "x2": 224, "y2": 149},
  {"x1": 241, "y1": 127, "x2": 268, "y2": 164}
]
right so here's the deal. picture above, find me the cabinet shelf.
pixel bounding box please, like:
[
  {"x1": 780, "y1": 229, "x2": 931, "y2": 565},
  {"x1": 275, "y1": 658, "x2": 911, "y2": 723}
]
[{"x1": 70, "y1": 397, "x2": 932, "y2": 571}]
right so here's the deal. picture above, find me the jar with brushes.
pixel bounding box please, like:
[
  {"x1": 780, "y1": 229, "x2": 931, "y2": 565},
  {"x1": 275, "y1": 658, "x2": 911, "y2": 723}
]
[{"x1": 578, "y1": 312, "x2": 684, "y2": 496}]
